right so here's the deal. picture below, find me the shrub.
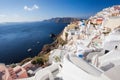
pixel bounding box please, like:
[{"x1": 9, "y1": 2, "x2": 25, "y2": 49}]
[
  {"x1": 54, "y1": 56, "x2": 61, "y2": 62},
  {"x1": 65, "y1": 32, "x2": 68, "y2": 39},
  {"x1": 10, "y1": 63, "x2": 17, "y2": 68},
  {"x1": 57, "y1": 37, "x2": 67, "y2": 46},
  {"x1": 31, "y1": 57, "x2": 45, "y2": 66}
]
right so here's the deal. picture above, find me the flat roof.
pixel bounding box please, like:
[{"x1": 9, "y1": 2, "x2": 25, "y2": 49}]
[{"x1": 103, "y1": 65, "x2": 120, "y2": 80}]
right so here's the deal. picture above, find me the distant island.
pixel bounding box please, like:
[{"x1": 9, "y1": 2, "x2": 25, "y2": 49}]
[
  {"x1": 43, "y1": 17, "x2": 81, "y2": 23},
  {"x1": 0, "y1": 17, "x2": 83, "y2": 24}
]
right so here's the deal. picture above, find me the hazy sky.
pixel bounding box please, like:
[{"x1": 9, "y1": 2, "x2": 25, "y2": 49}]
[{"x1": 0, "y1": 0, "x2": 120, "y2": 22}]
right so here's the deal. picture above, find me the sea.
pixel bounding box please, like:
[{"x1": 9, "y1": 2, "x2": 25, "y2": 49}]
[{"x1": 0, "y1": 21, "x2": 68, "y2": 64}]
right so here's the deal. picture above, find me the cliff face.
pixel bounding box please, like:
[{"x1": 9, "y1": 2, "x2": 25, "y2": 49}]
[{"x1": 43, "y1": 17, "x2": 81, "y2": 23}]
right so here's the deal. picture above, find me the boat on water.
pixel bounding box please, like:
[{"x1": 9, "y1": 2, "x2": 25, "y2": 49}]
[
  {"x1": 37, "y1": 41, "x2": 40, "y2": 44},
  {"x1": 27, "y1": 48, "x2": 32, "y2": 52}
]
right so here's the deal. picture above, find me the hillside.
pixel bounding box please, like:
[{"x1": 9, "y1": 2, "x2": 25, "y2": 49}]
[{"x1": 43, "y1": 17, "x2": 81, "y2": 23}]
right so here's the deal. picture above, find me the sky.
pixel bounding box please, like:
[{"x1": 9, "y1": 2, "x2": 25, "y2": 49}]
[{"x1": 0, "y1": 0, "x2": 120, "y2": 22}]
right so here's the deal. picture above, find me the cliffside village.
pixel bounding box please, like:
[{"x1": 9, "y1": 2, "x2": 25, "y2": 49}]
[{"x1": 1, "y1": 5, "x2": 120, "y2": 80}]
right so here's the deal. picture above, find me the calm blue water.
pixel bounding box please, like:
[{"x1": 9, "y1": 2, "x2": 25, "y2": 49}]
[{"x1": 0, "y1": 22, "x2": 68, "y2": 64}]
